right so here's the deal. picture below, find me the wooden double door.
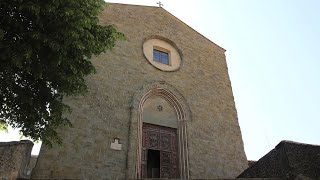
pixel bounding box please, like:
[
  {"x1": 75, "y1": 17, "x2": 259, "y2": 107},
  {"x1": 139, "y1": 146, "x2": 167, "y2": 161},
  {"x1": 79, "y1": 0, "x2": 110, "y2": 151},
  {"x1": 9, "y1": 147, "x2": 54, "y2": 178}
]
[{"x1": 141, "y1": 123, "x2": 179, "y2": 178}]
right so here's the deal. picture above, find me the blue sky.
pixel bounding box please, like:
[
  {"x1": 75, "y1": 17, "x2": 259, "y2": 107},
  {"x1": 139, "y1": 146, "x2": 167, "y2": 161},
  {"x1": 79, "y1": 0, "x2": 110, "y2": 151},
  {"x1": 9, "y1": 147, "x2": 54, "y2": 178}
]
[
  {"x1": 177, "y1": 0, "x2": 320, "y2": 160},
  {"x1": 1, "y1": 0, "x2": 319, "y2": 160}
]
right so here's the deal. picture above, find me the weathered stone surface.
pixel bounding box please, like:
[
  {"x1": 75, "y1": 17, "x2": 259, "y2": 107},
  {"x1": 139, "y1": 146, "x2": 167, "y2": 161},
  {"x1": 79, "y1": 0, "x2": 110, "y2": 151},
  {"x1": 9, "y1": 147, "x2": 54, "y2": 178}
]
[
  {"x1": 0, "y1": 140, "x2": 33, "y2": 180},
  {"x1": 238, "y1": 140, "x2": 320, "y2": 179},
  {"x1": 32, "y1": 3, "x2": 247, "y2": 179}
]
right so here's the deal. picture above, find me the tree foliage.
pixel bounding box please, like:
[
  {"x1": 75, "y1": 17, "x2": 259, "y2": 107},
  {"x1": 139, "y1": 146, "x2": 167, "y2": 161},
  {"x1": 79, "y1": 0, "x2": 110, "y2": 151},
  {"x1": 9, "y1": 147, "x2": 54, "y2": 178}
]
[{"x1": 0, "y1": 0, "x2": 123, "y2": 146}]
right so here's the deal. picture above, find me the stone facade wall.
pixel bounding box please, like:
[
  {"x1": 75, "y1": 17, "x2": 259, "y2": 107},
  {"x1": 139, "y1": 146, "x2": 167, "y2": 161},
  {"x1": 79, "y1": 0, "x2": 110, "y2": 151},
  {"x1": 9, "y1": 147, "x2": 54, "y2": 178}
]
[
  {"x1": 32, "y1": 3, "x2": 247, "y2": 179},
  {"x1": 0, "y1": 140, "x2": 33, "y2": 180}
]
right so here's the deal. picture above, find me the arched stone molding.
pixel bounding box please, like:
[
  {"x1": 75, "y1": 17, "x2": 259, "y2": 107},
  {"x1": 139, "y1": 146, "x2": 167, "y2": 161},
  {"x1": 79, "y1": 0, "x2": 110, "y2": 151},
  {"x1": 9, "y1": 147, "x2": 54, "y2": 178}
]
[{"x1": 126, "y1": 81, "x2": 191, "y2": 179}]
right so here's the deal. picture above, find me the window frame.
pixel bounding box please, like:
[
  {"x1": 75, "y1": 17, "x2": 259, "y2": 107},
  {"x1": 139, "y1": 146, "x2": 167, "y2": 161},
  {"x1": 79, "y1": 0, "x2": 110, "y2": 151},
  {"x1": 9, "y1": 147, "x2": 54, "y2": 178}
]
[{"x1": 153, "y1": 47, "x2": 170, "y2": 65}]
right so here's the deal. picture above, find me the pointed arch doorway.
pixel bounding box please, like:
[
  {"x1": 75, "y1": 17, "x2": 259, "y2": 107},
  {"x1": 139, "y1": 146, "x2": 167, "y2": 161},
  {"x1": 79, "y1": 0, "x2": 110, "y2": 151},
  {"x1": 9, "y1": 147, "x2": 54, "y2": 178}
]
[
  {"x1": 140, "y1": 94, "x2": 179, "y2": 178},
  {"x1": 127, "y1": 82, "x2": 191, "y2": 179}
]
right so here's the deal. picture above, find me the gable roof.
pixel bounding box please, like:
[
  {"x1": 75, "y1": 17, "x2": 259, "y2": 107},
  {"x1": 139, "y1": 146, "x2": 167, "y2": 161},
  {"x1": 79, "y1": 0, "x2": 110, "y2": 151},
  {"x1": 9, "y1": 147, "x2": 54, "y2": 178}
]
[{"x1": 105, "y1": 2, "x2": 226, "y2": 52}]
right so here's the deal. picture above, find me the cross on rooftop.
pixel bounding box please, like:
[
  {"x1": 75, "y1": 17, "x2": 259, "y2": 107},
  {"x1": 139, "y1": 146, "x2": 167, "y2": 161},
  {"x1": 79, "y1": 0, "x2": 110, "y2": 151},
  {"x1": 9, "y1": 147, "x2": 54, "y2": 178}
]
[{"x1": 157, "y1": 1, "x2": 163, "y2": 7}]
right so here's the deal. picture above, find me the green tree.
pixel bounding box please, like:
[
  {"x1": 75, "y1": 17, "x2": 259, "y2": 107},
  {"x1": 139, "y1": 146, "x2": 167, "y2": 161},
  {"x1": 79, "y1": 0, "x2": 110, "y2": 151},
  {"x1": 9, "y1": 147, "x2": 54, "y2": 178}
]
[{"x1": 0, "y1": 0, "x2": 123, "y2": 146}]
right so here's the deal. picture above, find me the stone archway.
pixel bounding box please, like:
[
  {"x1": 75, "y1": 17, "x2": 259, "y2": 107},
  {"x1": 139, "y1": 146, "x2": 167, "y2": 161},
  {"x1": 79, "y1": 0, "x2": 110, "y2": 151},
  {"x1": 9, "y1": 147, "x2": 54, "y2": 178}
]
[{"x1": 126, "y1": 81, "x2": 191, "y2": 179}]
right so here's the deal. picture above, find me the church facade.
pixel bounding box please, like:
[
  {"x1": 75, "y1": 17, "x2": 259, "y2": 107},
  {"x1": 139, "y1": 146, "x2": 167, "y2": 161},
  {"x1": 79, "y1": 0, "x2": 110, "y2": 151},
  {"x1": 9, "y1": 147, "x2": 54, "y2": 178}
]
[{"x1": 32, "y1": 3, "x2": 248, "y2": 179}]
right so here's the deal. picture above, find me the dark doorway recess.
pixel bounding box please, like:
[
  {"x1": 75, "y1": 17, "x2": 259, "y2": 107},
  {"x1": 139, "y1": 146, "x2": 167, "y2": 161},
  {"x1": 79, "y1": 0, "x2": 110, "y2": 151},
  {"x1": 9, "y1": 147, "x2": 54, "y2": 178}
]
[{"x1": 147, "y1": 149, "x2": 160, "y2": 178}]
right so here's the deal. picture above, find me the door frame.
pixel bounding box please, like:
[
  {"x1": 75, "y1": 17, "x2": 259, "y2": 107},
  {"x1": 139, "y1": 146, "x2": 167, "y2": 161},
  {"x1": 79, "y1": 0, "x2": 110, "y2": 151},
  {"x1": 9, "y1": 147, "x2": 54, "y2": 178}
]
[{"x1": 126, "y1": 81, "x2": 191, "y2": 179}]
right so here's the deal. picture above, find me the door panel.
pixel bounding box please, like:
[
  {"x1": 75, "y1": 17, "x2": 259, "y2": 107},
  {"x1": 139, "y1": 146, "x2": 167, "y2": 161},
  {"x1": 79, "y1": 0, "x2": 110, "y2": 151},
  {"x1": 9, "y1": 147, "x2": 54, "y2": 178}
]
[{"x1": 141, "y1": 123, "x2": 179, "y2": 178}]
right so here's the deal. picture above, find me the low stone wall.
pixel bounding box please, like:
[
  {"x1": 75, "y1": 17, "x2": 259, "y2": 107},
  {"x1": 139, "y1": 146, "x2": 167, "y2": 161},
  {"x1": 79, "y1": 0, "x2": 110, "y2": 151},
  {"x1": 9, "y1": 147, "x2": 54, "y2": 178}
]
[{"x1": 0, "y1": 140, "x2": 34, "y2": 180}]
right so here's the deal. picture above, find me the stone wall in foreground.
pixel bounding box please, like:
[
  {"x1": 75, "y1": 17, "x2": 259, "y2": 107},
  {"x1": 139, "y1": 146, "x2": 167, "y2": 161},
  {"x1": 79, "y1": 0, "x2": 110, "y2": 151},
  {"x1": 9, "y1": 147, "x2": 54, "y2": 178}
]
[
  {"x1": 238, "y1": 140, "x2": 320, "y2": 179},
  {"x1": 0, "y1": 140, "x2": 34, "y2": 180}
]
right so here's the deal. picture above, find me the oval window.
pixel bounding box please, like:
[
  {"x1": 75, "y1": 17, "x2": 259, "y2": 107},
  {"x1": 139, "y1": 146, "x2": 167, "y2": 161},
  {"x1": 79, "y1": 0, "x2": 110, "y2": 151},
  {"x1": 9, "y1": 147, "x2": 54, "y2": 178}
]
[{"x1": 143, "y1": 38, "x2": 182, "y2": 71}]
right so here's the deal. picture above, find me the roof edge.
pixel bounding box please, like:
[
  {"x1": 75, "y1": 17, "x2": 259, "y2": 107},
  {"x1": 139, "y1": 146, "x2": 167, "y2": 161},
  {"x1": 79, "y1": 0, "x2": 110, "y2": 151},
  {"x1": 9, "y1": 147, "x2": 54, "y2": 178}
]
[
  {"x1": 276, "y1": 140, "x2": 320, "y2": 149},
  {"x1": 106, "y1": 2, "x2": 158, "y2": 8},
  {"x1": 105, "y1": 2, "x2": 226, "y2": 52},
  {"x1": 160, "y1": 8, "x2": 226, "y2": 52}
]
